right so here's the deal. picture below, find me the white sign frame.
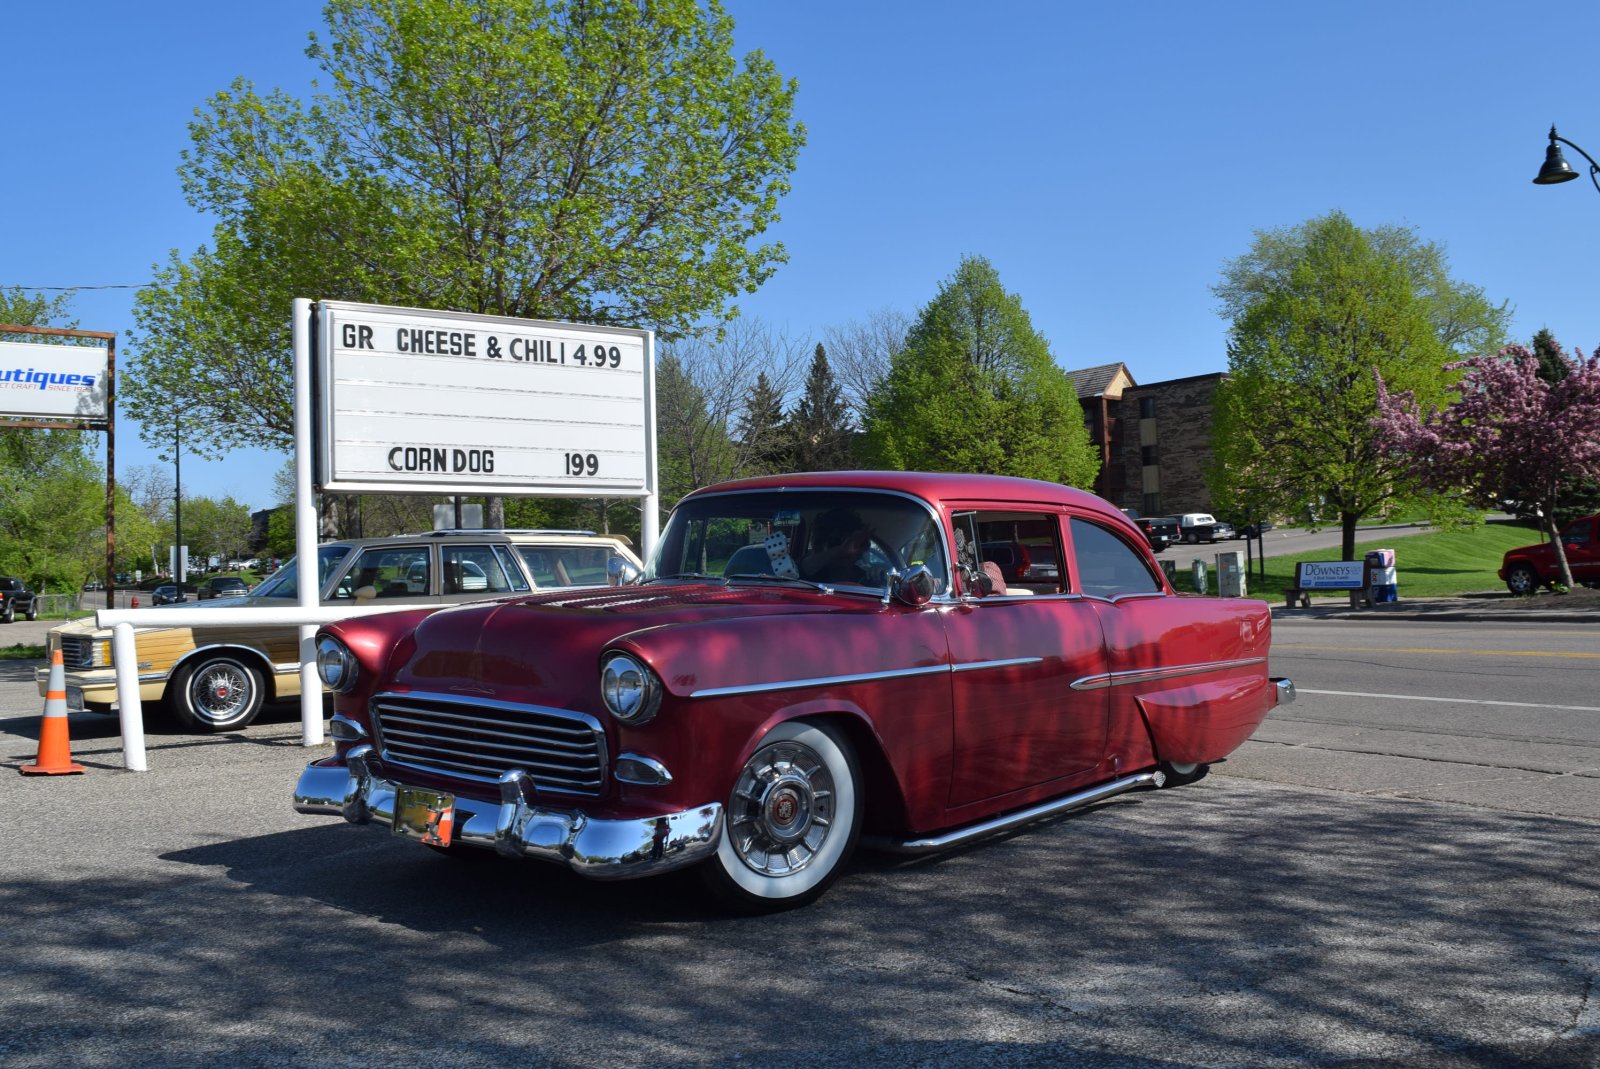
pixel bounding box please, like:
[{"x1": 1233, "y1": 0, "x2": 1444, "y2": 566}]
[
  {"x1": 314, "y1": 300, "x2": 656, "y2": 498},
  {"x1": 0, "y1": 338, "x2": 110, "y2": 422}
]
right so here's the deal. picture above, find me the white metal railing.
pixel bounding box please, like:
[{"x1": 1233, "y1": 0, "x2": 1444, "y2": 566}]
[{"x1": 96, "y1": 603, "x2": 425, "y2": 771}]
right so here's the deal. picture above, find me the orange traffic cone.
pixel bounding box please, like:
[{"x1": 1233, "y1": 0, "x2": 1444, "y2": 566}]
[{"x1": 21, "y1": 648, "x2": 85, "y2": 775}]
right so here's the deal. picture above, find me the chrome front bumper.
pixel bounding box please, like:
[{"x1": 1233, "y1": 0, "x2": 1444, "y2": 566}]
[{"x1": 293, "y1": 745, "x2": 723, "y2": 881}]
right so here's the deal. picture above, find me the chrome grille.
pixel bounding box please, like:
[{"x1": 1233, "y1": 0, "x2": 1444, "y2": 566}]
[
  {"x1": 371, "y1": 692, "x2": 607, "y2": 795},
  {"x1": 60, "y1": 634, "x2": 102, "y2": 669}
]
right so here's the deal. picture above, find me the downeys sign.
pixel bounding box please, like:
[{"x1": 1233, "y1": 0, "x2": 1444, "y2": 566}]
[
  {"x1": 0, "y1": 339, "x2": 109, "y2": 422},
  {"x1": 315, "y1": 301, "x2": 655, "y2": 496}
]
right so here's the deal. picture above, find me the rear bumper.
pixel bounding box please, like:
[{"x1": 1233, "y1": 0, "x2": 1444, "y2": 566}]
[{"x1": 293, "y1": 745, "x2": 724, "y2": 881}]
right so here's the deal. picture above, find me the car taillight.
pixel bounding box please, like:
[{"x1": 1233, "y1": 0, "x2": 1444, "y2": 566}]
[{"x1": 1012, "y1": 544, "x2": 1031, "y2": 581}]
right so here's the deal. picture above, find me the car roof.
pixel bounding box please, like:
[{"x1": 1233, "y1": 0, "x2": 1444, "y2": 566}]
[
  {"x1": 322, "y1": 528, "x2": 636, "y2": 552},
  {"x1": 683, "y1": 471, "x2": 1128, "y2": 524}
]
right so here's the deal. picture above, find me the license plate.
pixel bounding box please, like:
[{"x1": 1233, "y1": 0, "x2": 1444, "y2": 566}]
[
  {"x1": 66, "y1": 686, "x2": 85, "y2": 713},
  {"x1": 394, "y1": 787, "x2": 456, "y2": 847}
]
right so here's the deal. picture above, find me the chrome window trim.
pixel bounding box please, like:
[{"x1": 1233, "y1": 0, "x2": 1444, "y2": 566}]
[
  {"x1": 690, "y1": 656, "x2": 1042, "y2": 699},
  {"x1": 1070, "y1": 656, "x2": 1268, "y2": 691}
]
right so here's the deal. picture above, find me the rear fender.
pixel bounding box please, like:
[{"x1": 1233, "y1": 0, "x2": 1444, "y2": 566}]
[{"x1": 1135, "y1": 674, "x2": 1274, "y2": 766}]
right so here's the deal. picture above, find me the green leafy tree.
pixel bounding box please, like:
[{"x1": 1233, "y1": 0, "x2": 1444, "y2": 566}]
[
  {"x1": 654, "y1": 351, "x2": 732, "y2": 508},
  {"x1": 173, "y1": 496, "x2": 255, "y2": 568},
  {"x1": 862, "y1": 256, "x2": 1098, "y2": 486},
  {"x1": 786, "y1": 344, "x2": 854, "y2": 471},
  {"x1": 126, "y1": 0, "x2": 803, "y2": 472},
  {"x1": 1210, "y1": 212, "x2": 1507, "y2": 559}
]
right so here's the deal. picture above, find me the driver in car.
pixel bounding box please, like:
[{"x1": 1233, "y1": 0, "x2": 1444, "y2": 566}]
[{"x1": 801, "y1": 508, "x2": 876, "y2": 584}]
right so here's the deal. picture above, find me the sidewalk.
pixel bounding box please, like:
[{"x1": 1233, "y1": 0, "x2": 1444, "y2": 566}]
[{"x1": 1271, "y1": 590, "x2": 1600, "y2": 624}]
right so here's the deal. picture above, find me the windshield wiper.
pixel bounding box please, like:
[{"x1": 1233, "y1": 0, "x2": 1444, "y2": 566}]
[
  {"x1": 644, "y1": 572, "x2": 728, "y2": 584},
  {"x1": 724, "y1": 573, "x2": 836, "y2": 593}
]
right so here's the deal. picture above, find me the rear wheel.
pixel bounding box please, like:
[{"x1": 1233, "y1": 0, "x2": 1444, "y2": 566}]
[
  {"x1": 700, "y1": 719, "x2": 862, "y2": 913},
  {"x1": 1, "y1": 602, "x2": 11, "y2": 623},
  {"x1": 1505, "y1": 564, "x2": 1539, "y2": 597},
  {"x1": 168, "y1": 655, "x2": 265, "y2": 732},
  {"x1": 1158, "y1": 761, "x2": 1210, "y2": 787}
]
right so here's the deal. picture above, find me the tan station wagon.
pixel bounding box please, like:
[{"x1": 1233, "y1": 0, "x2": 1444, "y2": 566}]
[{"x1": 40, "y1": 529, "x2": 642, "y2": 732}]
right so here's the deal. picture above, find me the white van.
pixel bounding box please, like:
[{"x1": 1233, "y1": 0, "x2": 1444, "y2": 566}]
[{"x1": 1177, "y1": 512, "x2": 1220, "y2": 543}]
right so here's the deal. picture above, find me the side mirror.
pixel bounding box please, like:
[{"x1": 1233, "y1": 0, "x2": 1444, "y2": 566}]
[
  {"x1": 607, "y1": 556, "x2": 642, "y2": 586},
  {"x1": 892, "y1": 564, "x2": 938, "y2": 607}
]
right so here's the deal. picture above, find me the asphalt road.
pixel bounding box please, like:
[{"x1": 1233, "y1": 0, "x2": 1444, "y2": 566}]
[{"x1": 1, "y1": 613, "x2": 1597, "y2": 1067}]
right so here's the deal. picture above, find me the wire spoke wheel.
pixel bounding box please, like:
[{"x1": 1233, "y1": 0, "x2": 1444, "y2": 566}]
[{"x1": 171, "y1": 655, "x2": 264, "y2": 732}]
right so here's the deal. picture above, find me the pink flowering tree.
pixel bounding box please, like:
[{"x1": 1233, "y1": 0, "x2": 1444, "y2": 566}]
[
  {"x1": 1374, "y1": 341, "x2": 1600, "y2": 590},
  {"x1": 1369, "y1": 342, "x2": 1600, "y2": 588}
]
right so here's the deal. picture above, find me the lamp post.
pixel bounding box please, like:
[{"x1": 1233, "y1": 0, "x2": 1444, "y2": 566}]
[
  {"x1": 1533, "y1": 125, "x2": 1600, "y2": 192},
  {"x1": 173, "y1": 413, "x2": 186, "y2": 601}
]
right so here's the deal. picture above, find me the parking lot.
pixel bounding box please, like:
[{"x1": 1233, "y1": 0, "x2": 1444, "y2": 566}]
[{"x1": 3, "y1": 612, "x2": 1599, "y2": 1068}]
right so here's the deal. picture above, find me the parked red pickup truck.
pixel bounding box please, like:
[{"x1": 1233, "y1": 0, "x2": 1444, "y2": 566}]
[{"x1": 1498, "y1": 515, "x2": 1600, "y2": 594}]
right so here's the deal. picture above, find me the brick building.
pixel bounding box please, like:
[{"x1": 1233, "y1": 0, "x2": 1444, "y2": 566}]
[{"x1": 1067, "y1": 364, "x2": 1223, "y2": 516}]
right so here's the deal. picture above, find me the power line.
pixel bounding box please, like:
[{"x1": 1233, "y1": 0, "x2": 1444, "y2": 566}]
[{"x1": 1, "y1": 283, "x2": 151, "y2": 291}]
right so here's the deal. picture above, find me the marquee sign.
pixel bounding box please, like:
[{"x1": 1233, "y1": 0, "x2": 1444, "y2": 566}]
[{"x1": 314, "y1": 301, "x2": 654, "y2": 496}]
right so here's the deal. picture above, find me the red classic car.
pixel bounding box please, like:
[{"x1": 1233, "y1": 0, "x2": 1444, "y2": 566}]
[{"x1": 295, "y1": 472, "x2": 1293, "y2": 910}]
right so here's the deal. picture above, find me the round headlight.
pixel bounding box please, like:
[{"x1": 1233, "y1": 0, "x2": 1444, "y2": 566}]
[
  {"x1": 600, "y1": 652, "x2": 662, "y2": 726},
  {"x1": 315, "y1": 634, "x2": 359, "y2": 694}
]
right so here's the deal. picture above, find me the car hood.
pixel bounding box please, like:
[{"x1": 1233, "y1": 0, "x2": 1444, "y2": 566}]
[{"x1": 387, "y1": 582, "x2": 890, "y2": 706}]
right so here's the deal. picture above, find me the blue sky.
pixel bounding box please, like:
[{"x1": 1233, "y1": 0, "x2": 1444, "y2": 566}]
[{"x1": 4, "y1": 1, "x2": 1598, "y2": 511}]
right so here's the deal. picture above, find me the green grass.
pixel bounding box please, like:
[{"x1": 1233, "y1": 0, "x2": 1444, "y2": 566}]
[
  {"x1": 0, "y1": 643, "x2": 45, "y2": 660},
  {"x1": 1169, "y1": 520, "x2": 1543, "y2": 599}
]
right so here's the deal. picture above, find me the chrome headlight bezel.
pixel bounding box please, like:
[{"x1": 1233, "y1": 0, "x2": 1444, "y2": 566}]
[
  {"x1": 600, "y1": 651, "x2": 662, "y2": 726},
  {"x1": 315, "y1": 634, "x2": 359, "y2": 694}
]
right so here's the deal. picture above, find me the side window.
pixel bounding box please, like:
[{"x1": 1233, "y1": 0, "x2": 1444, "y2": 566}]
[
  {"x1": 951, "y1": 510, "x2": 1065, "y2": 595},
  {"x1": 443, "y1": 545, "x2": 518, "y2": 595},
  {"x1": 492, "y1": 545, "x2": 532, "y2": 592},
  {"x1": 1070, "y1": 517, "x2": 1163, "y2": 599},
  {"x1": 340, "y1": 546, "x2": 431, "y2": 599},
  {"x1": 1565, "y1": 519, "x2": 1592, "y2": 546},
  {"x1": 515, "y1": 545, "x2": 613, "y2": 587}
]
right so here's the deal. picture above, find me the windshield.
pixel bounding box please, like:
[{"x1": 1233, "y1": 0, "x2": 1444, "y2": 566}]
[
  {"x1": 251, "y1": 545, "x2": 353, "y2": 600},
  {"x1": 649, "y1": 489, "x2": 949, "y2": 594}
]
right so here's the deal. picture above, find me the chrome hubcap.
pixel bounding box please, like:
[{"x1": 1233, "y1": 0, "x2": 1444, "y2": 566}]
[
  {"x1": 729, "y1": 741, "x2": 834, "y2": 876},
  {"x1": 194, "y1": 664, "x2": 250, "y2": 722}
]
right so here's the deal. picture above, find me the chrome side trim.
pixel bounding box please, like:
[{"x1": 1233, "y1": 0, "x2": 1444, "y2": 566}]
[
  {"x1": 865, "y1": 771, "x2": 1164, "y2": 854},
  {"x1": 690, "y1": 663, "x2": 948, "y2": 699},
  {"x1": 689, "y1": 655, "x2": 1041, "y2": 699},
  {"x1": 951, "y1": 657, "x2": 1043, "y2": 674},
  {"x1": 293, "y1": 751, "x2": 722, "y2": 881},
  {"x1": 1069, "y1": 656, "x2": 1268, "y2": 692}
]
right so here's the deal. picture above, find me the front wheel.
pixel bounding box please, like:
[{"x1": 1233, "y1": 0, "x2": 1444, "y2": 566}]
[
  {"x1": 700, "y1": 719, "x2": 862, "y2": 913},
  {"x1": 168, "y1": 655, "x2": 265, "y2": 732},
  {"x1": 24, "y1": 604, "x2": 37, "y2": 621},
  {"x1": 1505, "y1": 564, "x2": 1539, "y2": 597}
]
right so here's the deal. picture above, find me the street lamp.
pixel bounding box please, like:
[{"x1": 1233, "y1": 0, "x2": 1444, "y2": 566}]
[
  {"x1": 1533, "y1": 124, "x2": 1600, "y2": 192},
  {"x1": 173, "y1": 413, "x2": 186, "y2": 601}
]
